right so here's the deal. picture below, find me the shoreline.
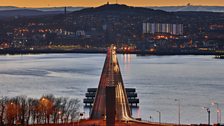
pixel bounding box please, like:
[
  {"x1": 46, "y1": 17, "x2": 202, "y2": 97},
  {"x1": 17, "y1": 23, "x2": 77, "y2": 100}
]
[{"x1": 0, "y1": 48, "x2": 224, "y2": 56}]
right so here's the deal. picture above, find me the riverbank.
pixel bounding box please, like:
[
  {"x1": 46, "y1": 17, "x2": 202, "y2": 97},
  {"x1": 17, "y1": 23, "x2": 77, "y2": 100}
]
[{"x1": 1, "y1": 48, "x2": 224, "y2": 55}]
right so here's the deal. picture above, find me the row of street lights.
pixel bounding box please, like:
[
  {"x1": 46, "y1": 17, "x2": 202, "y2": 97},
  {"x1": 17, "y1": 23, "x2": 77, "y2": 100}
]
[
  {"x1": 202, "y1": 101, "x2": 222, "y2": 125},
  {"x1": 151, "y1": 99, "x2": 222, "y2": 125}
]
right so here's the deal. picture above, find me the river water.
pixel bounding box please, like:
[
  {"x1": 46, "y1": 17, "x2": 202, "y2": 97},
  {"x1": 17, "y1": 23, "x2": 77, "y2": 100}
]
[{"x1": 0, "y1": 54, "x2": 224, "y2": 124}]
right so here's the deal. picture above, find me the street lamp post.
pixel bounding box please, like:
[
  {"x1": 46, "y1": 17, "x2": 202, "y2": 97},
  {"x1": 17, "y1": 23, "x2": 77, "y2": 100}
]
[
  {"x1": 217, "y1": 109, "x2": 221, "y2": 124},
  {"x1": 175, "y1": 99, "x2": 181, "y2": 125},
  {"x1": 78, "y1": 112, "x2": 84, "y2": 126},
  {"x1": 149, "y1": 116, "x2": 153, "y2": 122},
  {"x1": 212, "y1": 102, "x2": 221, "y2": 124},
  {"x1": 203, "y1": 107, "x2": 210, "y2": 125},
  {"x1": 156, "y1": 111, "x2": 161, "y2": 124},
  {"x1": 58, "y1": 111, "x2": 61, "y2": 123},
  {"x1": 78, "y1": 116, "x2": 79, "y2": 126}
]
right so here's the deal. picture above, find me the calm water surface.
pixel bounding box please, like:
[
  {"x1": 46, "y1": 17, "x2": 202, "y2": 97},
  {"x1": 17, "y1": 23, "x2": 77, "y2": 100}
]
[{"x1": 0, "y1": 54, "x2": 224, "y2": 124}]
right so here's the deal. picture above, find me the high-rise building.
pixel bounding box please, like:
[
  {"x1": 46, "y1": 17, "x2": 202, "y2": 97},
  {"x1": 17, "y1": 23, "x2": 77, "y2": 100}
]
[
  {"x1": 143, "y1": 23, "x2": 147, "y2": 34},
  {"x1": 143, "y1": 23, "x2": 184, "y2": 35}
]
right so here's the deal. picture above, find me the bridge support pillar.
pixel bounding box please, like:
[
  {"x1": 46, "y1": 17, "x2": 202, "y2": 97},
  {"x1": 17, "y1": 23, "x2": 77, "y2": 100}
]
[{"x1": 106, "y1": 86, "x2": 116, "y2": 126}]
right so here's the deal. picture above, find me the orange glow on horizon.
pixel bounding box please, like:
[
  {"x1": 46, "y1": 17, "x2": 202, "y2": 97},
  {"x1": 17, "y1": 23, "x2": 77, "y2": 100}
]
[{"x1": 0, "y1": 0, "x2": 224, "y2": 8}]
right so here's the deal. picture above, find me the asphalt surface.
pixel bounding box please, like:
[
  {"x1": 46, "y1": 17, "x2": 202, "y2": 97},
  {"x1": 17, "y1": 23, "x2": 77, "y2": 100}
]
[{"x1": 90, "y1": 45, "x2": 132, "y2": 121}]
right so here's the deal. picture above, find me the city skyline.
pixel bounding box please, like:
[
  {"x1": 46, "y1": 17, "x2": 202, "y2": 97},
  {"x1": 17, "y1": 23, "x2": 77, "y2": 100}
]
[{"x1": 0, "y1": 0, "x2": 224, "y2": 7}]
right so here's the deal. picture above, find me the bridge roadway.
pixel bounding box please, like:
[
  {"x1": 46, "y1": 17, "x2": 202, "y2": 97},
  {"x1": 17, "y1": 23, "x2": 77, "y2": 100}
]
[
  {"x1": 28, "y1": 47, "x2": 194, "y2": 126},
  {"x1": 90, "y1": 45, "x2": 132, "y2": 121},
  {"x1": 87, "y1": 45, "x2": 190, "y2": 126}
]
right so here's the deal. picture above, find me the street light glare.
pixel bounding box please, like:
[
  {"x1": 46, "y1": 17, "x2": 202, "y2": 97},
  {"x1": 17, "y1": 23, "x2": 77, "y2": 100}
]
[
  {"x1": 41, "y1": 97, "x2": 46, "y2": 101},
  {"x1": 211, "y1": 101, "x2": 218, "y2": 106},
  {"x1": 210, "y1": 101, "x2": 221, "y2": 124}
]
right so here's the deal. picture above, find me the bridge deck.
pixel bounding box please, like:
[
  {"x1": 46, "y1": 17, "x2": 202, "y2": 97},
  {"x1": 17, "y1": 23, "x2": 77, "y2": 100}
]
[{"x1": 90, "y1": 45, "x2": 132, "y2": 120}]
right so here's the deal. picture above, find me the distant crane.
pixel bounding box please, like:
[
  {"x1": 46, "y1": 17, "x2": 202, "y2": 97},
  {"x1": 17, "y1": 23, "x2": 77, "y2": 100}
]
[{"x1": 64, "y1": 6, "x2": 67, "y2": 15}]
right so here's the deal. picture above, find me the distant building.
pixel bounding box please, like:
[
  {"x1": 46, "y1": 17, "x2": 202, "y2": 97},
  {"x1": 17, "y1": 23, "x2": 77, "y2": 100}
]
[
  {"x1": 76, "y1": 30, "x2": 86, "y2": 36},
  {"x1": 102, "y1": 24, "x2": 107, "y2": 31},
  {"x1": 209, "y1": 24, "x2": 224, "y2": 30},
  {"x1": 143, "y1": 23, "x2": 184, "y2": 35}
]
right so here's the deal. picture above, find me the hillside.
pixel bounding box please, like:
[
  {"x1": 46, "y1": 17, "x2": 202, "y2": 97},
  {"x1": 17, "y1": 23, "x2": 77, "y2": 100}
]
[{"x1": 0, "y1": 9, "x2": 64, "y2": 19}]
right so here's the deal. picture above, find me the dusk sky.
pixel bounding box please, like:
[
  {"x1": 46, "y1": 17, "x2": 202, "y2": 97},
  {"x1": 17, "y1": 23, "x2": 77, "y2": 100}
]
[{"x1": 0, "y1": 0, "x2": 224, "y2": 7}]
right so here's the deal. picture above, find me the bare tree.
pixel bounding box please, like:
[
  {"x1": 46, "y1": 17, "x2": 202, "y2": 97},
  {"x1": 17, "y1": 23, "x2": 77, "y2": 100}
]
[
  {"x1": 64, "y1": 98, "x2": 80, "y2": 122},
  {"x1": 52, "y1": 97, "x2": 68, "y2": 124},
  {"x1": 69, "y1": 98, "x2": 80, "y2": 122},
  {"x1": 0, "y1": 97, "x2": 8, "y2": 126}
]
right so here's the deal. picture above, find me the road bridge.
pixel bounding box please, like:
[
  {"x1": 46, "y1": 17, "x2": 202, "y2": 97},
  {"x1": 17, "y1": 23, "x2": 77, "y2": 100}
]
[{"x1": 90, "y1": 45, "x2": 132, "y2": 121}]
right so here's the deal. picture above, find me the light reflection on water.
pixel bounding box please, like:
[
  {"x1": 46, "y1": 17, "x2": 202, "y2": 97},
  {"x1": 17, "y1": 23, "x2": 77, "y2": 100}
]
[{"x1": 0, "y1": 53, "x2": 224, "y2": 124}]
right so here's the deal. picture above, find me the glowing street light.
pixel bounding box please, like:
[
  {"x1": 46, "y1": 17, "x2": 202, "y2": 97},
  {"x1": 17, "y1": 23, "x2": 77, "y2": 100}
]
[
  {"x1": 217, "y1": 109, "x2": 221, "y2": 124},
  {"x1": 57, "y1": 111, "x2": 62, "y2": 123},
  {"x1": 113, "y1": 46, "x2": 117, "y2": 50},
  {"x1": 212, "y1": 101, "x2": 221, "y2": 124},
  {"x1": 156, "y1": 110, "x2": 161, "y2": 124}
]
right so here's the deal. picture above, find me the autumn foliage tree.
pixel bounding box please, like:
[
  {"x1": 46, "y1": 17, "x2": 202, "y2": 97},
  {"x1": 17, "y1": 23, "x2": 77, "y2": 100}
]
[{"x1": 0, "y1": 95, "x2": 80, "y2": 126}]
